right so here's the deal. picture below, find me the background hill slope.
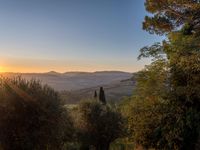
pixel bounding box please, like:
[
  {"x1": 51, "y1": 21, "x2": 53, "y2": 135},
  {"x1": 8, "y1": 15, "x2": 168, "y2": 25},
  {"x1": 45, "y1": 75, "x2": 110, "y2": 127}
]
[{"x1": 1, "y1": 71, "x2": 135, "y2": 103}]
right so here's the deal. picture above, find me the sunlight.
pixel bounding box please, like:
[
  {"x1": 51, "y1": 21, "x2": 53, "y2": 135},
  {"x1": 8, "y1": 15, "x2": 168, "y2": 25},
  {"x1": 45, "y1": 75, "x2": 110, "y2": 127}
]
[{"x1": 0, "y1": 66, "x2": 4, "y2": 72}]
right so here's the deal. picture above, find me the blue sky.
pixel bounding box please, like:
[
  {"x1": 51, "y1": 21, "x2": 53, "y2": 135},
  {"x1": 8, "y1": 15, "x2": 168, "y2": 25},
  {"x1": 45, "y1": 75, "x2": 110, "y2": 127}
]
[{"x1": 0, "y1": 0, "x2": 163, "y2": 73}]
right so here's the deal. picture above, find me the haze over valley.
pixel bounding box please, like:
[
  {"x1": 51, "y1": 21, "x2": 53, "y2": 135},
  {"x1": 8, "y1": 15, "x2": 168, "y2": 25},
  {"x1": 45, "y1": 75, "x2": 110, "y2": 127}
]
[{"x1": 1, "y1": 71, "x2": 135, "y2": 103}]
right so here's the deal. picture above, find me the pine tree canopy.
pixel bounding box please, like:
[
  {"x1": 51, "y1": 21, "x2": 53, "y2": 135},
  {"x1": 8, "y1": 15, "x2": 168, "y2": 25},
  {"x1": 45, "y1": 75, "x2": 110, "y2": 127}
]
[{"x1": 143, "y1": 0, "x2": 200, "y2": 35}]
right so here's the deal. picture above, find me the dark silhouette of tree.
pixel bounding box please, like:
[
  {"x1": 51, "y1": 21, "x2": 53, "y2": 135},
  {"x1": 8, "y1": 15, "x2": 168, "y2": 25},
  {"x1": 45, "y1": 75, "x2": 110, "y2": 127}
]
[
  {"x1": 94, "y1": 90, "x2": 97, "y2": 99},
  {"x1": 99, "y1": 87, "x2": 106, "y2": 104},
  {"x1": 0, "y1": 77, "x2": 73, "y2": 150}
]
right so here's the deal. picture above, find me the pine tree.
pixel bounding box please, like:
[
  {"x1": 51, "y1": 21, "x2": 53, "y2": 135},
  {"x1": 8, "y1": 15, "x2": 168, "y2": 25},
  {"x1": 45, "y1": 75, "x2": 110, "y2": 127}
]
[
  {"x1": 99, "y1": 87, "x2": 106, "y2": 104},
  {"x1": 126, "y1": 1, "x2": 200, "y2": 149}
]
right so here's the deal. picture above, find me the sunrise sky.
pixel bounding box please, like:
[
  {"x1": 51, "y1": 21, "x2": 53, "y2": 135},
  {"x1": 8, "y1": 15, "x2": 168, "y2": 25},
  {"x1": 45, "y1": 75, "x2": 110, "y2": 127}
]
[{"x1": 0, "y1": 0, "x2": 163, "y2": 73}]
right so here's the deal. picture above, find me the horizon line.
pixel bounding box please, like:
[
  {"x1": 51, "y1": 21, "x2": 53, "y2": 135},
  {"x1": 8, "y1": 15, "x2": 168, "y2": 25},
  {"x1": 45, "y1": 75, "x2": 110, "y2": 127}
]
[{"x1": 0, "y1": 70, "x2": 135, "y2": 74}]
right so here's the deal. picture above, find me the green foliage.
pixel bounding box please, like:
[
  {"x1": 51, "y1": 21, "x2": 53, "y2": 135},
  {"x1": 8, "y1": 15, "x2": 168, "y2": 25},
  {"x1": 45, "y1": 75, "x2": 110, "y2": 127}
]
[
  {"x1": 0, "y1": 77, "x2": 73, "y2": 150},
  {"x1": 124, "y1": 60, "x2": 169, "y2": 149},
  {"x1": 126, "y1": 0, "x2": 200, "y2": 149},
  {"x1": 76, "y1": 100, "x2": 125, "y2": 150},
  {"x1": 126, "y1": 51, "x2": 200, "y2": 149},
  {"x1": 143, "y1": 0, "x2": 200, "y2": 35},
  {"x1": 143, "y1": 0, "x2": 200, "y2": 34},
  {"x1": 138, "y1": 42, "x2": 165, "y2": 60}
]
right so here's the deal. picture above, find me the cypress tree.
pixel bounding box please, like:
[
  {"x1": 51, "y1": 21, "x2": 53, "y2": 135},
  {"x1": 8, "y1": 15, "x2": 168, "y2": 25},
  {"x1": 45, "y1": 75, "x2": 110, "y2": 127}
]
[
  {"x1": 94, "y1": 90, "x2": 97, "y2": 99},
  {"x1": 99, "y1": 87, "x2": 106, "y2": 104}
]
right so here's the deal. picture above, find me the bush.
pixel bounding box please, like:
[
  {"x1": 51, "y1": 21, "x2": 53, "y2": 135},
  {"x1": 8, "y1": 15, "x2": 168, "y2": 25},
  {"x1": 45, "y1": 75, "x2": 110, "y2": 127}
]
[
  {"x1": 76, "y1": 100, "x2": 125, "y2": 150},
  {"x1": 0, "y1": 77, "x2": 73, "y2": 150}
]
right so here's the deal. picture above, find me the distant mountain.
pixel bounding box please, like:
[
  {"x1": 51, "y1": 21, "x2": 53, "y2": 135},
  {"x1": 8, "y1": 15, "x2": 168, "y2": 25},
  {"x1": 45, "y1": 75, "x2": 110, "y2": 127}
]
[
  {"x1": 1, "y1": 71, "x2": 134, "y2": 91},
  {"x1": 1, "y1": 71, "x2": 135, "y2": 103},
  {"x1": 46, "y1": 71, "x2": 60, "y2": 75}
]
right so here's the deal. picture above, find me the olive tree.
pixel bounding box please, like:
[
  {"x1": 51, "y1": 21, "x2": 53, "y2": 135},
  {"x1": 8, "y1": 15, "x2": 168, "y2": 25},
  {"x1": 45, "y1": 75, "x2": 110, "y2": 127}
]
[
  {"x1": 0, "y1": 77, "x2": 73, "y2": 150},
  {"x1": 76, "y1": 100, "x2": 124, "y2": 150}
]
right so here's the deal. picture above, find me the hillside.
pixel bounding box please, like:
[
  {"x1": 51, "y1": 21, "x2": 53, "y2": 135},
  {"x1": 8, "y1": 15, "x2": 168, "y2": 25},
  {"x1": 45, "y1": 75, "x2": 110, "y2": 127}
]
[
  {"x1": 1, "y1": 71, "x2": 133, "y2": 90},
  {"x1": 60, "y1": 78, "x2": 135, "y2": 104},
  {"x1": 1, "y1": 71, "x2": 135, "y2": 103}
]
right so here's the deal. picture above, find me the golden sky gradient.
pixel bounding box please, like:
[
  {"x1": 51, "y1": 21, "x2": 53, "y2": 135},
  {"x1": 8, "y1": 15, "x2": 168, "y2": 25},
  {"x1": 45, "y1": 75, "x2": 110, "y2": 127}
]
[
  {"x1": 0, "y1": 56, "x2": 148, "y2": 73},
  {"x1": 0, "y1": 0, "x2": 162, "y2": 73}
]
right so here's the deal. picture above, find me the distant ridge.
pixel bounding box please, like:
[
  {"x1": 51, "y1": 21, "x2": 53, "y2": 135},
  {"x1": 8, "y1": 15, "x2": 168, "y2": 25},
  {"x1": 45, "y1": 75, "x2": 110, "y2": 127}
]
[
  {"x1": 0, "y1": 70, "x2": 133, "y2": 75},
  {"x1": 46, "y1": 71, "x2": 60, "y2": 74},
  {"x1": 0, "y1": 71, "x2": 133, "y2": 91}
]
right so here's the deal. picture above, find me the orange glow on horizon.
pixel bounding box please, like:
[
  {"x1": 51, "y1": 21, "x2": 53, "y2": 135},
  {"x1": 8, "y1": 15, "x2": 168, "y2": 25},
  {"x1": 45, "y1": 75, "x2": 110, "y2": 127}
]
[
  {"x1": 0, "y1": 55, "x2": 150, "y2": 73},
  {"x1": 0, "y1": 65, "x2": 138, "y2": 73},
  {"x1": 0, "y1": 58, "x2": 146, "y2": 73},
  {"x1": 0, "y1": 66, "x2": 6, "y2": 73}
]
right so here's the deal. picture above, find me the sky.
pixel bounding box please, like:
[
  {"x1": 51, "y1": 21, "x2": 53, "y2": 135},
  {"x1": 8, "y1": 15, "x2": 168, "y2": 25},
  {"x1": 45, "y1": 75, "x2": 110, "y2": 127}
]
[{"x1": 0, "y1": 0, "x2": 163, "y2": 73}]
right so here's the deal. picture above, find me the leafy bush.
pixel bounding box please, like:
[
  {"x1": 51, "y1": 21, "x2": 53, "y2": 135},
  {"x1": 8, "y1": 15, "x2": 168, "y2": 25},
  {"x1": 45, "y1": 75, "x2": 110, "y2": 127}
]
[
  {"x1": 0, "y1": 77, "x2": 73, "y2": 150},
  {"x1": 76, "y1": 100, "x2": 125, "y2": 150}
]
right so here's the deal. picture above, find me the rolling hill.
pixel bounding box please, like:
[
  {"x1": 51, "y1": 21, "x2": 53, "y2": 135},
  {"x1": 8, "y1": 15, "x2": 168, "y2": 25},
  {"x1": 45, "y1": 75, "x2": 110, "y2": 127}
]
[{"x1": 1, "y1": 71, "x2": 135, "y2": 103}]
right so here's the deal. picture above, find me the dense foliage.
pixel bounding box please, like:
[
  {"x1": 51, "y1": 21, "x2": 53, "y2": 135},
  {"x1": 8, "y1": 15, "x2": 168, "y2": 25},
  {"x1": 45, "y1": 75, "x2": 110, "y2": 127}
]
[
  {"x1": 0, "y1": 77, "x2": 73, "y2": 150},
  {"x1": 143, "y1": 0, "x2": 200, "y2": 35},
  {"x1": 124, "y1": 0, "x2": 200, "y2": 149},
  {"x1": 76, "y1": 100, "x2": 124, "y2": 150},
  {"x1": 0, "y1": 77, "x2": 125, "y2": 150}
]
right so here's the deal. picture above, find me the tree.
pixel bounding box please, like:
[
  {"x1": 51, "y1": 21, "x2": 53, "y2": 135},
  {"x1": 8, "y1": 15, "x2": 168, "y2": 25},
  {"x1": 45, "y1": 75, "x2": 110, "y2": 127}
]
[
  {"x1": 0, "y1": 77, "x2": 73, "y2": 150},
  {"x1": 126, "y1": 0, "x2": 200, "y2": 149},
  {"x1": 94, "y1": 90, "x2": 97, "y2": 99},
  {"x1": 143, "y1": 0, "x2": 200, "y2": 35},
  {"x1": 128, "y1": 39, "x2": 200, "y2": 149},
  {"x1": 125, "y1": 60, "x2": 171, "y2": 149},
  {"x1": 77, "y1": 100, "x2": 124, "y2": 150},
  {"x1": 99, "y1": 87, "x2": 106, "y2": 104}
]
